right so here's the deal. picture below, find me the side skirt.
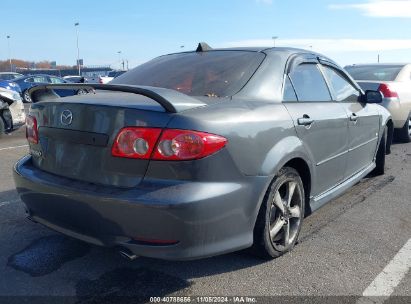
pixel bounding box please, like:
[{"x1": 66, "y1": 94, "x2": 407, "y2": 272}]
[{"x1": 309, "y1": 163, "x2": 376, "y2": 212}]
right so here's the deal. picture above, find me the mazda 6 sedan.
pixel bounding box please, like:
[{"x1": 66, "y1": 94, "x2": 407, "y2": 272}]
[{"x1": 13, "y1": 45, "x2": 391, "y2": 260}]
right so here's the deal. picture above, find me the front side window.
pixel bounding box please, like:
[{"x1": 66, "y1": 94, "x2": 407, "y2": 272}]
[
  {"x1": 112, "y1": 51, "x2": 265, "y2": 97},
  {"x1": 322, "y1": 66, "x2": 360, "y2": 102},
  {"x1": 32, "y1": 76, "x2": 48, "y2": 83},
  {"x1": 289, "y1": 64, "x2": 331, "y2": 102}
]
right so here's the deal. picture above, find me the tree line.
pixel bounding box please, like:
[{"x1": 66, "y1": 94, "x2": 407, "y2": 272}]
[{"x1": 0, "y1": 59, "x2": 74, "y2": 72}]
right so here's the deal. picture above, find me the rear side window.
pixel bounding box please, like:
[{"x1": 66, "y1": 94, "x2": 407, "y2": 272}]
[
  {"x1": 31, "y1": 76, "x2": 48, "y2": 83},
  {"x1": 49, "y1": 77, "x2": 65, "y2": 84},
  {"x1": 112, "y1": 51, "x2": 265, "y2": 97},
  {"x1": 289, "y1": 64, "x2": 331, "y2": 102},
  {"x1": 322, "y1": 66, "x2": 360, "y2": 102},
  {"x1": 345, "y1": 65, "x2": 403, "y2": 81}
]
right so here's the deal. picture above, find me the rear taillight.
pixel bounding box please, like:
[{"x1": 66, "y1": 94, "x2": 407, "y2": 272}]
[
  {"x1": 98, "y1": 77, "x2": 103, "y2": 84},
  {"x1": 111, "y1": 128, "x2": 227, "y2": 161},
  {"x1": 112, "y1": 128, "x2": 162, "y2": 159},
  {"x1": 378, "y1": 84, "x2": 399, "y2": 98},
  {"x1": 153, "y1": 129, "x2": 227, "y2": 160},
  {"x1": 26, "y1": 115, "x2": 38, "y2": 144}
]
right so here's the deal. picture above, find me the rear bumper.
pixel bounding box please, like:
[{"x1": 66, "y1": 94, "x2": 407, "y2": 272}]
[{"x1": 13, "y1": 155, "x2": 268, "y2": 260}]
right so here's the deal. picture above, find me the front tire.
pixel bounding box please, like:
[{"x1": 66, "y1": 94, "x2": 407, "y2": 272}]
[
  {"x1": 77, "y1": 89, "x2": 87, "y2": 95},
  {"x1": 251, "y1": 167, "x2": 305, "y2": 259},
  {"x1": 373, "y1": 126, "x2": 387, "y2": 176},
  {"x1": 23, "y1": 90, "x2": 32, "y2": 103}
]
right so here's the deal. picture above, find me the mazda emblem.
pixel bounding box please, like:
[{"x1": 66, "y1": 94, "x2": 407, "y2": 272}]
[{"x1": 61, "y1": 110, "x2": 73, "y2": 126}]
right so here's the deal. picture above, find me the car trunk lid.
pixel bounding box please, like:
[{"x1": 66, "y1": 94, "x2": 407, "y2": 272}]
[{"x1": 28, "y1": 92, "x2": 176, "y2": 188}]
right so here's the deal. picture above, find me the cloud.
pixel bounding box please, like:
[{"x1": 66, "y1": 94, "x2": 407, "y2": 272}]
[
  {"x1": 256, "y1": 0, "x2": 273, "y2": 5},
  {"x1": 329, "y1": 0, "x2": 411, "y2": 18},
  {"x1": 220, "y1": 38, "x2": 411, "y2": 52}
]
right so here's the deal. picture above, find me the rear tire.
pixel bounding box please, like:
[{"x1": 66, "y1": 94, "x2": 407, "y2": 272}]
[
  {"x1": 251, "y1": 167, "x2": 305, "y2": 259},
  {"x1": 0, "y1": 116, "x2": 5, "y2": 138},
  {"x1": 397, "y1": 114, "x2": 411, "y2": 143},
  {"x1": 373, "y1": 126, "x2": 387, "y2": 176}
]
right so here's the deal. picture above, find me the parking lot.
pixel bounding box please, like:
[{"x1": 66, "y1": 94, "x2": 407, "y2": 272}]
[{"x1": 0, "y1": 119, "x2": 409, "y2": 303}]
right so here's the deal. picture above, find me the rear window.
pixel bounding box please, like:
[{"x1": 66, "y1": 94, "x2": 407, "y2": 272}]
[
  {"x1": 345, "y1": 65, "x2": 403, "y2": 81},
  {"x1": 111, "y1": 51, "x2": 265, "y2": 97}
]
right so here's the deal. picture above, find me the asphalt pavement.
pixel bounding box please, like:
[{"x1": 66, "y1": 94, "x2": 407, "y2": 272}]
[{"x1": 0, "y1": 124, "x2": 409, "y2": 304}]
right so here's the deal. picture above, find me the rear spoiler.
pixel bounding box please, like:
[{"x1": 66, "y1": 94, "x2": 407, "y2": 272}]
[{"x1": 28, "y1": 83, "x2": 207, "y2": 113}]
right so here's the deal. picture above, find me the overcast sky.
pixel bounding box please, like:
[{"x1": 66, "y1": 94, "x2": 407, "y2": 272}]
[{"x1": 1, "y1": 0, "x2": 411, "y2": 69}]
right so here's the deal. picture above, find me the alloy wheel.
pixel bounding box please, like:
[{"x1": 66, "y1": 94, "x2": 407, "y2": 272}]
[
  {"x1": 269, "y1": 178, "x2": 303, "y2": 251},
  {"x1": 24, "y1": 91, "x2": 32, "y2": 103}
]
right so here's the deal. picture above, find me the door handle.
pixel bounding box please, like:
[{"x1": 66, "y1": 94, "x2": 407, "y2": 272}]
[
  {"x1": 350, "y1": 113, "x2": 358, "y2": 122},
  {"x1": 297, "y1": 115, "x2": 314, "y2": 126}
]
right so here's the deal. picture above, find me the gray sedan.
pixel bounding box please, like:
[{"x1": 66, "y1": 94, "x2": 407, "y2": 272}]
[{"x1": 13, "y1": 46, "x2": 391, "y2": 260}]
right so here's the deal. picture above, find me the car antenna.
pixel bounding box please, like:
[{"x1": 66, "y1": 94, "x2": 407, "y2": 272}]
[{"x1": 196, "y1": 42, "x2": 212, "y2": 52}]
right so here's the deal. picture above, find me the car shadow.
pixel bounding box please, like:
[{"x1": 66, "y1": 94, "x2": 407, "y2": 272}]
[{"x1": 3, "y1": 187, "x2": 268, "y2": 301}]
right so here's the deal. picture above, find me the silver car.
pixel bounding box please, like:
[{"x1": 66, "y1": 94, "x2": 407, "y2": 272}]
[
  {"x1": 345, "y1": 64, "x2": 411, "y2": 142},
  {"x1": 0, "y1": 87, "x2": 26, "y2": 136}
]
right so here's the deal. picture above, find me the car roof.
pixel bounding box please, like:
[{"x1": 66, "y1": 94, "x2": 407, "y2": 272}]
[
  {"x1": 164, "y1": 47, "x2": 334, "y2": 64},
  {"x1": 346, "y1": 63, "x2": 410, "y2": 67},
  {"x1": 166, "y1": 46, "x2": 315, "y2": 55}
]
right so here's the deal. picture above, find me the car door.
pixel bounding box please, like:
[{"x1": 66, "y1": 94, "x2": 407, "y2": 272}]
[
  {"x1": 283, "y1": 60, "x2": 349, "y2": 197},
  {"x1": 320, "y1": 63, "x2": 380, "y2": 178}
]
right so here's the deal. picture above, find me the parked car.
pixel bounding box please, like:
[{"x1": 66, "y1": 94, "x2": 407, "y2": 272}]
[
  {"x1": 99, "y1": 70, "x2": 126, "y2": 84},
  {"x1": 345, "y1": 64, "x2": 411, "y2": 142},
  {"x1": 14, "y1": 46, "x2": 391, "y2": 260},
  {"x1": 0, "y1": 80, "x2": 22, "y2": 94},
  {"x1": 12, "y1": 74, "x2": 88, "y2": 103},
  {"x1": 0, "y1": 72, "x2": 24, "y2": 81},
  {"x1": 0, "y1": 87, "x2": 25, "y2": 136}
]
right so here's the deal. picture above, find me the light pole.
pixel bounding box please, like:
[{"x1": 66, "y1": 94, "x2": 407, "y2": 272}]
[
  {"x1": 6, "y1": 35, "x2": 12, "y2": 72},
  {"x1": 272, "y1": 36, "x2": 278, "y2": 47},
  {"x1": 117, "y1": 51, "x2": 122, "y2": 69},
  {"x1": 75, "y1": 22, "x2": 81, "y2": 76}
]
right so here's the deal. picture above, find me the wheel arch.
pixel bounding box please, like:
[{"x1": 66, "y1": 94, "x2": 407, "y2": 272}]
[
  {"x1": 283, "y1": 158, "x2": 313, "y2": 216},
  {"x1": 254, "y1": 154, "x2": 314, "y2": 231}
]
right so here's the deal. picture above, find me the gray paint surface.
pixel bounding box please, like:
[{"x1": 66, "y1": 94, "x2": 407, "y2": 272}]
[{"x1": 13, "y1": 47, "x2": 391, "y2": 260}]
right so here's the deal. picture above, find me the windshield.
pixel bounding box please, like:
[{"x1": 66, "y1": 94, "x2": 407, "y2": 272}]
[
  {"x1": 345, "y1": 65, "x2": 404, "y2": 81},
  {"x1": 111, "y1": 51, "x2": 265, "y2": 97}
]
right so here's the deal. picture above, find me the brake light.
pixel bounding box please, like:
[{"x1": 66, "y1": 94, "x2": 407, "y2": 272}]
[
  {"x1": 26, "y1": 115, "x2": 38, "y2": 144},
  {"x1": 111, "y1": 128, "x2": 227, "y2": 160},
  {"x1": 378, "y1": 84, "x2": 398, "y2": 98},
  {"x1": 153, "y1": 129, "x2": 227, "y2": 160},
  {"x1": 112, "y1": 127, "x2": 162, "y2": 159},
  {"x1": 98, "y1": 77, "x2": 103, "y2": 84}
]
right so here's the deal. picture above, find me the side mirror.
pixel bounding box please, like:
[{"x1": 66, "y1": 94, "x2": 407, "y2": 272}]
[{"x1": 363, "y1": 90, "x2": 383, "y2": 104}]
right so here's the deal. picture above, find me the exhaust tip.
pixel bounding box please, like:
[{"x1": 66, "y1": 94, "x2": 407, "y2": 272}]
[{"x1": 118, "y1": 248, "x2": 138, "y2": 261}]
